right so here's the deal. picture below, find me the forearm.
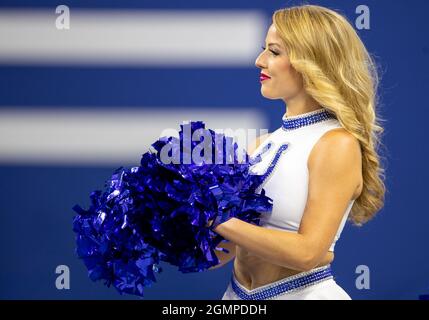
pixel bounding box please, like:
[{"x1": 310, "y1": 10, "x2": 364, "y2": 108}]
[{"x1": 213, "y1": 218, "x2": 315, "y2": 271}]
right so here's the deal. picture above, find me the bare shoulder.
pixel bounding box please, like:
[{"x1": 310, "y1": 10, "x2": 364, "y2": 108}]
[
  {"x1": 308, "y1": 128, "x2": 361, "y2": 169},
  {"x1": 247, "y1": 132, "x2": 271, "y2": 155},
  {"x1": 307, "y1": 128, "x2": 362, "y2": 198}
]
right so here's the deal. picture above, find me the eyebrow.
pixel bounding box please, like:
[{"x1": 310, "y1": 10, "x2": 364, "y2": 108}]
[{"x1": 267, "y1": 43, "x2": 281, "y2": 47}]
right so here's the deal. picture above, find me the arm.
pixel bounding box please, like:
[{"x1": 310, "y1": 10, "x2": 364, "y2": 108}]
[{"x1": 214, "y1": 129, "x2": 362, "y2": 271}]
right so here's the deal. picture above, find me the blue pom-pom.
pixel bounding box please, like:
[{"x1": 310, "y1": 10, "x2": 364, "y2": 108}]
[{"x1": 72, "y1": 121, "x2": 273, "y2": 297}]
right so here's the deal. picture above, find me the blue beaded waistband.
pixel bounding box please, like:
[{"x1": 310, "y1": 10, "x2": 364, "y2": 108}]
[{"x1": 230, "y1": 265, "x2": 333, "y2": 300}]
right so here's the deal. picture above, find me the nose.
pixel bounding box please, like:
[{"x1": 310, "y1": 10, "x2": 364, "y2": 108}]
[{"x1": 255, "y1": 51, "x2": 266, "y2": 69}]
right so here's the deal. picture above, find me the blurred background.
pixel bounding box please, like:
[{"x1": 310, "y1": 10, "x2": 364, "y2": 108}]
[{"x1": 0, "y1": 0, "x2": 428, "y2": 300}]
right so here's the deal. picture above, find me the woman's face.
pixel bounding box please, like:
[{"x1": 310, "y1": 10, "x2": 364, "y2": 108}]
[{"x1": 255, "y1": 24, "x2": 303, "y2": 101}]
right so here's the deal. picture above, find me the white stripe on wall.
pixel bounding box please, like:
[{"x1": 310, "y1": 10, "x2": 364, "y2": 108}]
[
  {"x1": 0, "y1": 108, "x2": 268, "y2": 166},
  {"x1": 0, "y1": 9, "x2": 267, "y2": 66}
]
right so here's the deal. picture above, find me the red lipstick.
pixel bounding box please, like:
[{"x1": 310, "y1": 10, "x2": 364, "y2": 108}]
[{"x1": 260, "y1": 72, "x2": 271, "y2": 82}]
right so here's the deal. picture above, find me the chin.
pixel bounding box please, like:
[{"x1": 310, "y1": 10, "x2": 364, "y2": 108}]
[{"x1": 260, "y1": 88, "x2": 277, "y2": 100}]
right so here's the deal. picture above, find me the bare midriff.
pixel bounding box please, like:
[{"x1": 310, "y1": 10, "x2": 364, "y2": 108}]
[{"x1": 233, "y1": 248, "x2": 334, "y2": 290}]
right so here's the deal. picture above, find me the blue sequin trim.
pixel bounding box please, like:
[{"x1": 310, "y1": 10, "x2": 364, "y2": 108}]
[
  {"x1": 282, "y1": 108, "x2": 336, "y2": 131},
  {"x1": 249, "y1": 142, "x2": 272, "y2": 165},
  {"x1": 256, "y1": 143, "x2": 289, "y2": 190},
  {"x1": 230, "y1": 265, "x2": 333, "y2": 300}
]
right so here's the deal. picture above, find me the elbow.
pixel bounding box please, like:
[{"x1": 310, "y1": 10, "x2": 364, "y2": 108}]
[
  {"x1": 286, "y1": 238, "x2": 329, "y2": 272},
  {"x1": 294, "y1": 251, "x2": 322, "y2": 272},
  {"x1": 298, "y1": 258, "x2": 320, "y2": 272}
]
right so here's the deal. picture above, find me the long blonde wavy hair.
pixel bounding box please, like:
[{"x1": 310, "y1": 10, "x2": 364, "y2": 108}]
[{"x1": 272, "y1": 5, "x2": 386, "y2": 225}]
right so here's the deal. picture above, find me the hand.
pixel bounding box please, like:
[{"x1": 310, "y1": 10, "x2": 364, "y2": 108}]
[{"x1": 206, "y1": 213, "x2": 234, "y2": 231}]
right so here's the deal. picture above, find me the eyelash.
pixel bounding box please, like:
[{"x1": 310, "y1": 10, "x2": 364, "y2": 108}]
[{"x1": 261, "y1": 46, "x2": 279, "y2": 56}]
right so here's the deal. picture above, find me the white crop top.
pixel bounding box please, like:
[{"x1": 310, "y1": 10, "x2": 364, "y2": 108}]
[{"x1": 250, "y1": 108, "x2": 354, "y2": 252}]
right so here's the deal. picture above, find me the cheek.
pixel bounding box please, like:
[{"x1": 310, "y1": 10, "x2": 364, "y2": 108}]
[{"x1": 277, "y1": 62, "x2": 302, "y2": 88}]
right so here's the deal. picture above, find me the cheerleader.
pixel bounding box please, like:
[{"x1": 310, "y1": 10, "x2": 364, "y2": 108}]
[{"x1": 211, "y1": 5, "x2": 386, "y2": 300}]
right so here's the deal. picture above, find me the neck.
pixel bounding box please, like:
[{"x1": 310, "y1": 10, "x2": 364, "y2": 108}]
[{"x1": 283, "y1": 94, "x2": 321, "y2": 117}]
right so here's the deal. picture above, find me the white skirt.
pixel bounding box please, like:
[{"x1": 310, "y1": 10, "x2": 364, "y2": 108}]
[{"x1": 221, "y1": 264, "x2": 351, "y2": 300}]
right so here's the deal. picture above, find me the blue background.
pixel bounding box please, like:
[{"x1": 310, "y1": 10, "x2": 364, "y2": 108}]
[{"x1": 0, "y1": 0, "x2": 428, "y2": 300}]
